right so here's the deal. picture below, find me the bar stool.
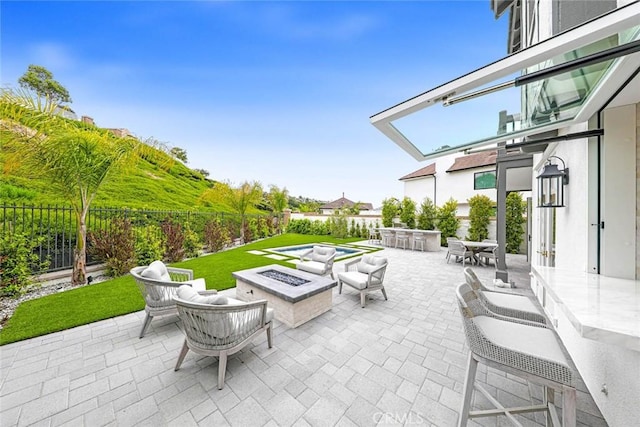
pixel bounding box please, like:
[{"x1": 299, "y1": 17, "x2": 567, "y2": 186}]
[
  {"x1": 381, "y1": 231, "x2": 394, "y2": 247},
  {"x1": 412, "y1": 232, "x2": 426, "y2": 251},
  {"x1": 455, "y1": 282, "x2": 576, "y2": 427},
  {"x1": 395, "y1": 231, "x2": 410, "y2": 250}
]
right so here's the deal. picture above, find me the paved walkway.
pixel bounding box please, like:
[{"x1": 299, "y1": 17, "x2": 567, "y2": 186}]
[{"x1": 0, "y1": 245, "x2": 607, "y2": 426}]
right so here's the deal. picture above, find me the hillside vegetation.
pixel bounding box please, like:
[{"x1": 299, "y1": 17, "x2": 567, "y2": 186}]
[{"x1": 2, "y1": 106, "x2": 236, "y2": 212}]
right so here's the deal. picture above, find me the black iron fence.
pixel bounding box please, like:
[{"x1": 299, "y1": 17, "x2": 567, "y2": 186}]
[{"x1": 0, "y1": 204, "x2": 253, "y2": 273}]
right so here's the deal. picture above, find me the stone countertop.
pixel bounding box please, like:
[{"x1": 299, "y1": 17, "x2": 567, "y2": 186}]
[
  {"x1": 232, "y1": 264, "x2": 336, "y2": 303},
  {"x1": 531, "y1": 265, "x2": 640, "y2": 352}
]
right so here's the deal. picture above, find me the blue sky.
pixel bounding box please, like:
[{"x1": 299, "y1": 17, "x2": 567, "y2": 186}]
[{"x1": 1, "y1": 1, "x2": 508, "y2": 207}]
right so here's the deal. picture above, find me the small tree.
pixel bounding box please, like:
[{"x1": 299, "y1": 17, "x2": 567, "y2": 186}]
[
  {"x1": 437, "y1": 198, "x2": 460, "y2": 245},
  {"x1": 18, "y1": 64, "x2": 71, "y2": 104},
  {"x1": 204, "y1": 219, "x2": 231, "y2": 252},
  {"x1": 162, "y1": 218, "x2": 185, "y2": 262},
  {"x1": 170, "y1": 146, "x2": 188, "y2": 163},
  {"x1": 399, "y1": 197, "x2": 417, "y2": 229},
  {"x1": 381, "y1": 197, "x2": 399, "y2": 227},
  {"x1": 506, "y1": 192, "x2": 526, "y2": 254},
  {"x1": 416, "y1": 197, "x2": 437, "y2": 230},
  {"x1": 467, "y1": 194, "x2": 494, "y2": 241},
  {"x1": 89, "y1": 217, "x2": 136, "y2": 277},
  {"x1": 268, "y1": 185, "x2": 289, "y2": 234}
]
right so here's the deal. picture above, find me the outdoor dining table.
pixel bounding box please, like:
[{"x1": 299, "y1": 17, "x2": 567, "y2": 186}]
[{"x1": 460, "y1": 240, "x2": 498, "y2": 266}]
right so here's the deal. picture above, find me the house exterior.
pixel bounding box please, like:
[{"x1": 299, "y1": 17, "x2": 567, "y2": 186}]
[
  {"x1": 371, "y1": 1, "x2": 639, "y2": 425},
  {"x1": 318, "y1": 195, "x2": 374, "y2": 215},
  {"x1": 400, "y1": 150, "x2": 498, "y2": 216}
]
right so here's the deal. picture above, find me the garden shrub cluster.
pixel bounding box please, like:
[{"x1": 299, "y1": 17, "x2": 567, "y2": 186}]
[
  {"x1": 286, "y1": 214, "x2": 378, "y2": 239},
  {"x1": 0, "y1": 230, "x2": 48, "y2": 296}
]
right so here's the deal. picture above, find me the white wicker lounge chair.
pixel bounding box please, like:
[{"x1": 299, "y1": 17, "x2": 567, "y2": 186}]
[
  {"x1": 463, "y1": 267, "x2": 547, "y2": 324},
  {"x1": 456, "y1": 282, "x2": 576, "y2": 427},
  {"x1": 337, "y1": 255, "x2": 388, "y2": 308},
  {"x1": 131, "y1": 261, "x2": 207, "y2": 338},
  {"x1": 296, "y1": 246, "x2": 336, "y2": 279},
  {"x1": 174, "y1": 286, "x2": 273, "y2": 390}
]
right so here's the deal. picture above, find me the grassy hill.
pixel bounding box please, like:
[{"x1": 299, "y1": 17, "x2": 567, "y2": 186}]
[{"x1": 1, "y1": 104, "x2": 242, "y2": 213}]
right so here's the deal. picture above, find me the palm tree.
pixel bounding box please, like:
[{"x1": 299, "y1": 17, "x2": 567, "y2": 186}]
[
  {"x1": 268, "y1": 185, "x2": 289, "y2": 233},
  {"x1": 201, "y1": 181, "x2": 263, "y2": 242},
  {"x1": 1, "y1": 88, "x2": 141, "y2": 284}
]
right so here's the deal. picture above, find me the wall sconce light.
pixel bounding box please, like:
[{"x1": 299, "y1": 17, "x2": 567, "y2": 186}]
[{"x1": 537, "y1": 156, "x2": 569, "y2": 208}]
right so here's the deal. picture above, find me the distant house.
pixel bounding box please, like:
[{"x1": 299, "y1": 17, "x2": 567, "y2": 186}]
[
  {"x1": 399, "y1": 151, "x2": 499, "y2": 216},
  {"x1": 319, "y1": 194, "x2": 374, "y2": 215}
]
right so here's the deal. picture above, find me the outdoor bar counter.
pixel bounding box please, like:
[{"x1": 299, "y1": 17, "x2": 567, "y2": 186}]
[{"x1": 530, "y1": 265, "x2": 640, "y2": 426}]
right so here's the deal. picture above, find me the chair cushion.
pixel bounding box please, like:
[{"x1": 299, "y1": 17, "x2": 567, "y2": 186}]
[
  {"x1": 338, "y1": 271, "x2": 380, "y2": 290},
  {"x1": 183, "y1": 278, "x2": 208, "y2": 292},
  {"x1": 484, "y1": 292, "x2": 542, "y2": 315},
  {"x1": 311, "y1": 246, "x2": 335, "y2": 263},
  {"x1": 297, "y1": 260, "x2": 326, "y2": 275},
  {"x1": 177, "y1": 285, "x2": 228, "y2": 305},
  {"x1": 474, "y1": 316, "x2": 569, "y2": 366},
  {"x1": 356, "y1": 255, "x2": 387, "y2": 274},
  {"x1": 141, "y1": 260, "x2": 171, "y2": 281}
]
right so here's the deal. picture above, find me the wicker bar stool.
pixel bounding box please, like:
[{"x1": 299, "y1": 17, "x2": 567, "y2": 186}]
[
  {"x1": 455, "y1": 282, "x2": 576, "y2": 427},
  {"x1": 463, "y1": 267, "x2": 548, "y2": 324}
]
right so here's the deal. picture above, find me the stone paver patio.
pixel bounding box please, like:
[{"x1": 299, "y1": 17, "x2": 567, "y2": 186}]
[{"x1": 0, "y1": 245, "x2": 607, "y2": 426}]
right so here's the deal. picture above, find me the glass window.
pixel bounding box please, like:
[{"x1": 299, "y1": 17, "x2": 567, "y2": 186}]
[{"x1": 475, "y1": 171, "x2": 497, "y2": 189}]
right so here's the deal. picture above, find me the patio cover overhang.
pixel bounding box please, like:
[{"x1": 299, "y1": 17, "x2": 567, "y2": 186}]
[{"x1": 369, "y1": 2, "x2": 640, "y2": 162}]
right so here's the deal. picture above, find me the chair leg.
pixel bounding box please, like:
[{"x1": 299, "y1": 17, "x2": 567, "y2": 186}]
[
  {"x1": 174, "y1": 340, "x2": 189, "y2": 371},
  {"x1": 381, "y1": 287, "x2": 388, "y2": 301},
  {"x1": 266, "y1": 323, "x2": 273, "y2": 349},
  {"x1": 360, "y1": 292, "x2": 366, "y2": 308},
  {"x1": 338, "y1": 280, "x2": 343, "y2": 294},
  {"x1": 562, "y1": 386, "x2": 577, "y2": 427},
  {"x1": 218, "y1": 351, "x2": 228, "y2": 390},
  {"x1": 139, "y1": 312, "x2": 153, "y2": 338},
  {"x1": 458, "y1": 353, "x2": 478, "y2": 427}
]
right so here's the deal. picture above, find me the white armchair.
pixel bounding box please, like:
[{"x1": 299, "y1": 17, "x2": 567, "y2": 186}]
[
  {"x1": 296, "y1": 246, "x2": 336, "y2": 279},
  {"x1": 337, "y1": 255, "x2": 388, "y2": 307},
  {"x1": 130, "y1": 260, "x2": 207, "y2": 338},
  {"x1": 174, "y1": 285, "x2": 273, "y2": 390}
]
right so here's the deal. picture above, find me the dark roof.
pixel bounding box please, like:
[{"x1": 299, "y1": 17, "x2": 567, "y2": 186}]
[
  {"x1": 446, "y1": 151, "x2": 497, "y2": 172},
  {"x1": 399, "y1": 163, "x2": 436, "y2": 181},
  {"x1": 320, "y1": 197, "x2": 373, "y2": 211}
]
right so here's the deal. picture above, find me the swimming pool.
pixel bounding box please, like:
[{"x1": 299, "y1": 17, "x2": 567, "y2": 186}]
[{"x1": 266, "y1": 244, "x2": 363, "y2": 259}]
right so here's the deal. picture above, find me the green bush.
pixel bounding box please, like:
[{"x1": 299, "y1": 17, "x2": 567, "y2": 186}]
[
  {"x1": 506, "y1": 192, "x2": 526, "y2": 254},
  {"x1": 330, "y1": 212, "x2": 349, "y2": 238},
  {"x1": 437, "y1": 198, "x2": 460, "y2": 245},
  {"x1": 89, "y1": 217, "x2": 136, "y2": 277},
  {"x1": 287, "y1": 219, "x2": 311, "y2": 234},
  {"x1": 467, "y1": 194, "x2": 494, "y2": 241},
  {"x1": 400, "y1": 197, "x2": 417, "y2": 229},
  {"x1": 381, "y1": 198, "x2": 399, "y2": 227},
  {"x1": 183, "y1": 222, "x2": 201, "y2": 258},
  {"x1": 350, "y1": 219, "x2": 357, "y2": 237},
  {"x1": 135, "y1": 224, "x2": 164, "y2": 265},
  {"x1": 0, "y1": 230, "x2": 47, "y2": 296},
  {"x1": 416, "y1": 197, "x2": 437, "y2": 230},
  {"x1": 309, "y1": 219, "x2": 329, "y2": 235}
]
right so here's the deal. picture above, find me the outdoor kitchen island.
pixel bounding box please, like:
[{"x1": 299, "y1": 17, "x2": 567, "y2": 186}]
[{"x1": 232, "y1": 264, "x2": 337, "y2": 328}]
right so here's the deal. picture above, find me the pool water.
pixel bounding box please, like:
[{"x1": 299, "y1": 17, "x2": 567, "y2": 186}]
[{"x1": 267, "y1": 244, "x2": 361, "y2": 259}]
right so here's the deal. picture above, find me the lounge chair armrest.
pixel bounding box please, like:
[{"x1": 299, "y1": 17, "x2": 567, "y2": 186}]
[
  {"x1": 299, "y1": 249, "x2": 313, "y2": 261},
  {"x1": 344, "y1": 257, "x2": 362, "y2": 270},
  {"x1": 197, "y1": 289, "x2": 218, "y2": 296}
]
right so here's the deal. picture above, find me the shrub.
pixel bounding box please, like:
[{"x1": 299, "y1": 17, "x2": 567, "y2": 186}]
[
  {"x1": 135, "y1": 224, "x2": 164, "y2": 265},
  {"x1": 437, "y1": 198, "x2": 460, "y2": 245},
  {"x1": 309, "y1": 219, "x2": 329, "y2": 235},
  {"x1": 330, "y1": 212, "x2": 349, "y2": 238},
  {"x1": 89, "y1": 217, "x2": 136, "y2": 277},
  {"x1": 417, "y1": 197, "x2": 437, "y2": 230},
  {"x1": 467, "y1": 194, "x2": 494, "y2": 241},
  {"x1": 400, "y1": 197, "x2": 417, "y2": 229},
  {"x1": 350, "y1": 219, "x2": 357, "y2": 237},
  {"x1": 162, "y1": 218, "x2": 185, "y2": 262},
  {"x1": 204, "y1": 219, "x2": 231, "y2": 252},
  {"x1": 506, "y1": 192, "x2": 526, "y2": 253},
  {"x1": 381, "y1": 198, "x2": 399, "y2": 227},
  {"x1": 0, "y1": 230, "x2": 47, "y2": 296},
  {"x1": 257, "y1": 216, "x2": 271, "y2": 238},
  {"x1": 183, "y1": 222, "x2": 201, "y2": 259},
  {"x1": 287, "y1": 219, "x2": 312, "y2": 234}
]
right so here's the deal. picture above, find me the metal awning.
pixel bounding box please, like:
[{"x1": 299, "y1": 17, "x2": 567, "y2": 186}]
[{"x1": 370, "y1": 2, "x2": 640, "y2": 161}]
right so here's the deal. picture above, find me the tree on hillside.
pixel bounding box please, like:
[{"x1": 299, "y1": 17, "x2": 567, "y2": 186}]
[
  {"x1": 194, "y1": 168, "x2": 210, "y2": 178},
  {"x1": 18, "y1": 65, "x2": 72, "y2": 104},
  {"x1": 1, "y1": 88, "x2": 141, "y2": 285},
  {"x1": 170, "y1": 146, "x2": 188, "y2": 163},
  {"x1": 268, "y1": 185, "x2": 289, "y2": 233},
  {"x1": 200, "y1": 180, "x2": 263, "y2": 242}
]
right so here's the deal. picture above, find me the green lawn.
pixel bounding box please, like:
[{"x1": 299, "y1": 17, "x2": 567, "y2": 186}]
[{"x1": 0, "y1": 234, "x2": 377, "y2": 345}]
